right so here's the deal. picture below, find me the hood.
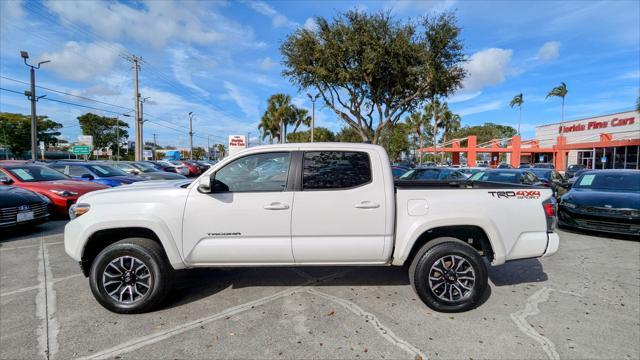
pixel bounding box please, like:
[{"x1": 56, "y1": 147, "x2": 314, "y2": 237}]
[
  {"x1": 562, "y1": 188, "x2": 640, "y2": 209},
  {"x1": 0, "y1": 186, "x2": 48, "y2": 207},
  {"x1": 108, "y1": 175, "x2": 146, "y2": 184},
  {"x1": 140, "y1": 172, "x2": 186, "y2": 180},
  {"x1": 18, "y1": 179, "x2": 108, "y2": 195},
  {"x1": 78, "y1": 179, "x2": 189, "y2": 202}
]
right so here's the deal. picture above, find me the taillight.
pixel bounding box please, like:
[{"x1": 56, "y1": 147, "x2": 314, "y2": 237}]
[
  {"x1": 543, "y1": 202, "x2": 555, "y2": 217},
  {"x1": 542, "y1": 199, "x2": 557, "y2": 231}
]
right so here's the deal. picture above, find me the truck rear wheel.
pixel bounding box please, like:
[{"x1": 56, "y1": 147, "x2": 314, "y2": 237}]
[
  {"x1": 89, "y1": 238, "x2": 171, "y2": 314},
  {"x1": 409, "y1": 238, "x2": 488, "y2": 312}
]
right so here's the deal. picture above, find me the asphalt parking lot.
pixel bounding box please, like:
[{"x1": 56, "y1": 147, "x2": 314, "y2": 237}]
[{"x1": 1, "y1": 222, "x2": 638, "y2": 360}]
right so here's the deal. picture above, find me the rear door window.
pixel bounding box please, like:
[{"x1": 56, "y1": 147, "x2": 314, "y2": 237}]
[{"x1": 302, "y1": 151, "x2": 371, "y2": 190}]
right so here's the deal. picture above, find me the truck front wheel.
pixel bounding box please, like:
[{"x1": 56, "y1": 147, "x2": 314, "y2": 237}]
[
  {"x1": 409, "y1": 238, "x2": 488, "y2": 312},
  {"x1": 89, "y1": 238, "x2": 171, "y2": 314}
]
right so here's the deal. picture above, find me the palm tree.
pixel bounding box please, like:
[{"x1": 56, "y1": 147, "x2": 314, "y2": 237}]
[
  {"x1": 291, "y1": 107, "x2": 311, "y2": 134},
  {"x1": 440, "y1": 111, "x2": 461, "y2": 144},
  {"x1": 425, "y1": 98, "x2": 448, "y2": 148},
  {"x1": 406, "y1": 112, "x2": 425, "y2": 164},
  {"x1": 509, "y1": 93, "x2": 524, "y2": 135},
  {"x1": 546, "y1": 82, "x2": 568, "y2": 135},
  {"x1": 260, "y1": 94, "x2": 295, "y2": 144},
  {"x1": 215, "y1": 144, "x2": 226, "y2": 159}
]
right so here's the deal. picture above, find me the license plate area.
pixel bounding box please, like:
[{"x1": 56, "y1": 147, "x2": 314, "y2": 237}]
[{"x1": 17, "y1": 211, "x2": 34, "y2": 222}]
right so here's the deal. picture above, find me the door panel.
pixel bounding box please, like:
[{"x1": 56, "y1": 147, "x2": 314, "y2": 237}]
[
  {"x1": 182, "y1": 151, "x2": 294, "y2": 264},
  {"x1": 291, "y1": 151, "x2": 388, "y2": 263},
  {"x1": 182, "y1": 191, "x2": 294, "y2": 264}
]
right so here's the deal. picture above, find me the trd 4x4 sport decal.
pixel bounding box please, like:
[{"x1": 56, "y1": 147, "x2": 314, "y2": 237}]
[{"x1": 488, "y1": 190, "x2": 541, "y2": 199}]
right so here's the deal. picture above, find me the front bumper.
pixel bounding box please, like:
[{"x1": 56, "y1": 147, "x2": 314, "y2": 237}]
[{"x1": 559, "y1": 206, "x2": 640, "y2": 235}]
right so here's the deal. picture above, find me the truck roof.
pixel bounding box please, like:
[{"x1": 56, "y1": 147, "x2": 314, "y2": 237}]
[{"x1": 236, "y1": 142, "x2": 385, "y2": 154}]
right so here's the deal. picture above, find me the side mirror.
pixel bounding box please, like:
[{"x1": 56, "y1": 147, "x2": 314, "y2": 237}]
[
  {"x1": 81, "y1": 174, "x2": 94, "y2": 180},
  {"x1": 197, "y1": 175, "x2": 211, "y2": 193}
]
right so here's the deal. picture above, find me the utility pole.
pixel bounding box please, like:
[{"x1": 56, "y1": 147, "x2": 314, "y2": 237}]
[
  {"x1": 152, "y1": 133, "x2": 157, "y2": 160},
  {"x1": 21, "y1": 51, "x2": 50, "y2": 161},
  {"x1": 188, "y1": 112, "x2": 194, "y2": 160},
  {"x1": 307, "y1": 93, "x2": 320, "y2": 142},
  {"x1": 127, "y1": 55, "x2": 143, "y2": 161}
]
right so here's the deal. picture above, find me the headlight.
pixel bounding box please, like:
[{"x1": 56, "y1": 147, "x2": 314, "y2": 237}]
[
  {"x1": 50, "y1": 189, "x2": 78, "y2": 197},
  {"x1": 69, "y1": 203, "x2": 90, "y2": 219},
  {"x1": 37, "y1": 193, "x2": 52, "y2": 204}
]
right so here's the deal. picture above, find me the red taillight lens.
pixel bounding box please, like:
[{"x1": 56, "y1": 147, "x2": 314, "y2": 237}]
[{"x1": 543, "y1": 202, "x2": 555, "y2": 217}]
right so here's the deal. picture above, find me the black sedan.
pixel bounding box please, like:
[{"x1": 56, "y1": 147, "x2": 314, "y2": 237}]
[
  {"x1": 399, "y1": 167, "x2": 467, "y2": 181},
  {"x1": 467, "y1": 169, "x2": 541, "y2": 186},
  {"x1": 558, "y1": 170, "x2": 640, "y2": 236},
  {"x1": 529, "y1": 168, "x2": 571, "y2": 197},
  {"x1": 0, "y1": 186, "x2": 51, "y2": 228}
]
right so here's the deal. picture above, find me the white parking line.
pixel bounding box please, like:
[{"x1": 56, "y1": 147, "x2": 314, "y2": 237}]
[
  {"x1": 35, "y1": 236, "x2": 60, "y2": 360},
  {"x1": 0, "y1": 274, "x2": 82, "y2": 298},
  {"x1": 0, "y1": 241, "x2": 64, "y2": 251},
  {"x1": 306, "y1": 288, "x2": 428, "y2": 360},
  {"x1": 79, "y1": 272, "x2": 346, "y2": 360}
]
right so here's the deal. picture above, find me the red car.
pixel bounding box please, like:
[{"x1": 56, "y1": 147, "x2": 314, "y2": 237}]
[
  {"x1": 0, "y1": 163, "x2": 108, "y2": 217},
  {"x1": 170, "y1": 160, "x2": 201, "y2": 177}
]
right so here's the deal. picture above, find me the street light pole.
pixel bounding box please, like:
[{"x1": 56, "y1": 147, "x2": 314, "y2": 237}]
[
  {"x1": 21, "y1": 51, "x2": 50, "y2": 161},
  {"x1": 307, "y1": 93, "x2": 320, "y2": 142},
  {"x1": 188, "y1": 112, "x2": 194, "y2": 160}
]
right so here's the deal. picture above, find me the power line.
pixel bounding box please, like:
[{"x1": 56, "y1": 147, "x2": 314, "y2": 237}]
[{"x1": 0, "y1": 75, "x2": 134, "y2": 112}]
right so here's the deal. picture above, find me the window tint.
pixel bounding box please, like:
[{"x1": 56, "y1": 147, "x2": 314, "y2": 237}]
[
  {"x1": 68, "y1": 165, "x2": 89, "y2": 177},
  {"x1": 303, "y1": 151, "x2": 371, "y2": 190},
  {"x1": 215, "y1": 152, "x2": 290, "y2": 192}
]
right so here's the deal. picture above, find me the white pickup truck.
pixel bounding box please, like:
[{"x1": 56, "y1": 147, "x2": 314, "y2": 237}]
[{"x1": 64, "y1": 143, "x2": 559, "y2": 313}]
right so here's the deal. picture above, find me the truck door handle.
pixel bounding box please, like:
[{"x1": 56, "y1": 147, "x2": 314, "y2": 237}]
[
  {"x1": 355, "y1": 201, "x2": 380, "y2": 209},
  {"x1": 263, "y1": 202, "x2": 289, "y2": 210}
]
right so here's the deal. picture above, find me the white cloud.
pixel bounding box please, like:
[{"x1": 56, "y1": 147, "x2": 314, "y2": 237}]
[
  {"x1": 619, "y1": 70, "x2": 640, "y2": 80},
  {"x1": 1, "y1": 0, "x2": 25, "y2": 19},
  {"x1": 258, "y1": 57, "x2": 277, "y2": 71},
  {"x1": 40, "y1": 41, "x2": 123, "y2": 82},
  {"x1": 223, "y1": 81, "x2": 260, "y2": 120},
  {"x1": 457, "y1": 100, "x2": 503, "y2": 116},
  {"x1": 447, "y1": 91, "x2": 482, "y2": 104},
  {"x1": 170, "y1": 48, "x2": 209, "y2": 96},
  {"x1": 387, "y1": 0, "x2": 457, "y2": 14},
  {"x1": 537, "y1": 41, "x2": 561, "y2": 62},
  {"x1": 462, "y1": 48, "x2": 513, "y2": 93},
  {"x1": 244, "y1": 1, "x2": 298, "y2": 28},
  {"x1": 303, "y1": 18, "x2": 319, "y2": 32},
  {"x1": 45, "y1": 0, "x2": 256, "y2": 48}
]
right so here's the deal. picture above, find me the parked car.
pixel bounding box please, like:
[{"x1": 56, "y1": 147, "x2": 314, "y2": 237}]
[
  {"x1": 0, "y1": 163, "x2": 107, "y2": 217},
  {"x1": 468, "y1": 169, "x2": 540, "y2": 186},
  {"x1": 398, "y1": 167, "x2": 467, "y2": 181},
  {"x1": 559, "y1": 170, "x2": 640, "y2": 235},
  {"x1": 148, "y1": 161, "x2": 190, "y2": 176},
  {"x1": 49, "y1": 162, "x2": 145, "y2": 187},
  {"x1": 64, "y1": 143, "x2": 558, "y2": 313},
  {"x1": 128, "y1": 162, "x2": 188, "y2": 180},
  {"x1": 529, "y1": 168, "x2": 571, "y2": 197},
  {"x1": 518, "y1": 163, "x2": 532, "y2": 169},
  {"x1": 564, "y1": 164, "x2": 585, "y2": 179},
  {"x1": 457, "y1": 167, "x2": 484, "y2": 179},
  {"x1": 0, "y1": 185, "x2": 51, "y2": 228},
  {"x1": 533, "y1": 163, "x2": 555, "y2": 169},
  {"x1": 497, "y1": 163, "x2": 513, "y2": 169},
  {"x1": 391, "y1": 165, "x2": 410, "y2": 179},
  {"x1": 170, "y1": 160, "x2": 201, "y2": 177}
]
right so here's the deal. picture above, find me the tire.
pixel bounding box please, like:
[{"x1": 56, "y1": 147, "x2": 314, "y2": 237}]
[
  {"x1": 409, "y1": 237, "x2": 488, "y2": 312},
  {"x1": 89, "y1": 238, "x2": 172, "y2": 314}
]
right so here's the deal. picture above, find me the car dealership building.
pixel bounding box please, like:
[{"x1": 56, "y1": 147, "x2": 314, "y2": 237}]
[
  {"x1": 533, "y1": 110, "x2": 639, "y2": 170},
  {"x1": 419, "y1": 110, "x2": 639, "y2": 170}
]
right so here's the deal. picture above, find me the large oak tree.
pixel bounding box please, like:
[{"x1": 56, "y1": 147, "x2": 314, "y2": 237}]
[
  {"x1": 0, "y1": 112, "x2": 63, "y2": 157},
  {"x1": 281, "y1": 11, "x2": 465, "y2": 144}
]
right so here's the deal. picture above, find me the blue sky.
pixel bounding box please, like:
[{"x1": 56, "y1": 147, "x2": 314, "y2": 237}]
[{"x1": 1, "y1": 0, "x2": 638, "y2": 148}]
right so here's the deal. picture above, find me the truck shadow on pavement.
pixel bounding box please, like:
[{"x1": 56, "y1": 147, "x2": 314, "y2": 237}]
[{"x1": 487, "y1": 258, "x2": 548, "y2": 286}]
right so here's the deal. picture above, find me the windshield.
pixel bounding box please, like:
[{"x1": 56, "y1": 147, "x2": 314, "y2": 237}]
[
  {"x1": 132, "y1": 162, "x2": 158, "y2": 172},
  {"x1": 400, "y1": 168, "x2": 441, "y2": 180},
  {"x1": 4, "y1": 165, "x2": 69, "y2": 182},
  {"x1": 470, "y1": 171, "x2": 520, "y2": 183},
  {"x1": 574, "y1": 172, "x2": 640, "y2": 191},
  {"x1": 530, "y1": 169, "x2": 551, "y2": 180},
  {"x1": 87, "y1": 165, "x2": 128, "y2": 177}
]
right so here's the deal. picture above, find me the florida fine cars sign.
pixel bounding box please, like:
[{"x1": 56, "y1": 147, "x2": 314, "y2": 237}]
[
  {"x1": 228, "y1": 135, "x2": 246, "y2": 156},
  {"x1": 559, "y1": 116, "x2": 636, "y2": 134}
]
